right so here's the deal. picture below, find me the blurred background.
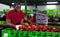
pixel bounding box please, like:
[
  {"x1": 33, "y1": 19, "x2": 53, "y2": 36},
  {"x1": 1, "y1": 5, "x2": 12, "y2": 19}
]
[{"x1": 0, "y1": 0, "x2": 60, "y2": 26}]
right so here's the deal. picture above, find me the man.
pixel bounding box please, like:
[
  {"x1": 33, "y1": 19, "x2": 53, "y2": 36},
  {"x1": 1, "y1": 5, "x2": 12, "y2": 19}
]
[{"x1": 6, "y1": 2, "x2": 32, "y2": 28}]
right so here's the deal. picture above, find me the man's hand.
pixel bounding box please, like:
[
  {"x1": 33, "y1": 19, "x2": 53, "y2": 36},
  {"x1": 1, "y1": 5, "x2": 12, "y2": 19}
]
[{"x1": 15, "y1": 25, "x2": 22, "y2": 30}]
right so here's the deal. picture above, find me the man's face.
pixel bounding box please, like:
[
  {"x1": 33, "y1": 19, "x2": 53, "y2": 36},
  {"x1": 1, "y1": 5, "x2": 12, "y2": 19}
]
[{"x1": 14, "y1": 4, "x2": 21, "y2": 10}]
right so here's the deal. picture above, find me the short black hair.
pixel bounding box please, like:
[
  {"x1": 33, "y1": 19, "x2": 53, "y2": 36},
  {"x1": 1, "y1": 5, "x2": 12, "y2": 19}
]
[
  {"x1": 13, "y1": 2, "x2": 21, "y2": 8},
  {"x1": 14, "y1": 2, "x2": 20, "y2": 5}
]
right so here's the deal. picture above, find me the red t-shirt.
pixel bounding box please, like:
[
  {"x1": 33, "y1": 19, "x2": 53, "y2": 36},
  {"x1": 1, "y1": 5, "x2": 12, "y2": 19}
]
[{"x1": 6, "y1": 10, "x2": 25, "y2": 25}]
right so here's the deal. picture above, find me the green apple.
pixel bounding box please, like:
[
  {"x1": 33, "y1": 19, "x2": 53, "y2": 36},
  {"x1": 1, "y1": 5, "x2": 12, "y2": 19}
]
[{"x1": 24, "y1": 22, "x2": 28, "y2": 26}]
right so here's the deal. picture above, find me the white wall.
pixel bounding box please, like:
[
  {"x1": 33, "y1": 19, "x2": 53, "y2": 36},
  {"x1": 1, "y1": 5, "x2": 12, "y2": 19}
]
[
  {"x1": 37, "y1": 5, "x2": 57, "y2": 10},
  {"x1": 0, "y1": 3, "x2": 60, "y2": 11},
  {"x1": 0, "y1": 4, "x2": 26, "y2": 11},
  {"x1": 0, "y1": 3, "x2": 10, "y2": 11},
  {"x1": 27, "y1": 5, "x2": 60, "y2": 11},
  {"x1": 27, "y1": 6, "x2": 35, "y2": 10}
]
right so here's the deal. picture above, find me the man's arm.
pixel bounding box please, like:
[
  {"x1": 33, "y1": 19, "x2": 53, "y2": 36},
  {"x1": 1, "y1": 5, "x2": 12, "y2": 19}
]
[
  {"x1": 21, "y1": 12, "x2": 33, "y2": 25},
  {"x1": 20, "y1": 16, "x2": 32, "y2": 25},
  {"x1": 6, "y1": 19, "x2": 15, "y2": 27},
  {"x1": 24, "y1": 17, "x2": 33, "y2": 24}
]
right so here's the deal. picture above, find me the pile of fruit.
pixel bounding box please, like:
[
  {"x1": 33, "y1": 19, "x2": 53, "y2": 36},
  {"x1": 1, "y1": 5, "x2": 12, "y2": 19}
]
[{"x1": 19, "y1": 24, "x2": 60, "y2": 32}]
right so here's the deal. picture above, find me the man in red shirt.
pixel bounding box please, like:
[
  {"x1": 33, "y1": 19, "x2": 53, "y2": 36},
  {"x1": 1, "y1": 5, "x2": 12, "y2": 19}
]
[{"x1": 6, "y1": 2, "x2": 32, "y2": 28}]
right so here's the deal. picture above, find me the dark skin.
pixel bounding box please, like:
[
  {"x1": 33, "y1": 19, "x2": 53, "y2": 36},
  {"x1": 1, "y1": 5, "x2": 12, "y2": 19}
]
[{"x1": 6, "y1": 3, "x2": 32, "y2": 28}]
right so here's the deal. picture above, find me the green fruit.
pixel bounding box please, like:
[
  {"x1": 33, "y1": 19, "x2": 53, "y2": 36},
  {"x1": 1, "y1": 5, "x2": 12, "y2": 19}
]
[
  {"x1": 25, "y1": 23, "x2": 28, "y2": 25},
  {"x1": 0, "y1": 21, "x2": 6, "y2": 25}
]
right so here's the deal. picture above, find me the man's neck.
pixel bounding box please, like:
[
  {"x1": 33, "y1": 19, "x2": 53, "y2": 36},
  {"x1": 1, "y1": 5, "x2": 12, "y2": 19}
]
[
  {"x1": 17, "y1": 9, "x2": 20, "y2": 12},
  {"x1": 14, "y1": 9, "x2": 20, "y2": 12}
]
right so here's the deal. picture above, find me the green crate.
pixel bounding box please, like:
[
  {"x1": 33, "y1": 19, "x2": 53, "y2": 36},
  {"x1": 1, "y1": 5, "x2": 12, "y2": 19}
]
[
  {"x1": 40, "y1": 32, "x2": 46, "y2": 37},
  {"x1": 36, "y1": 32, "x2": 41, "y2": 37},
  {"x1": 18, "y1": 31, "x2": 24, "y2": 37},
  {"x1": 28, "y1": 31, "x2": 32, "y2": 35},
  {"x1": 24, "y1": 31, "x2": 28, "y2": 35},
  {"x1": 18, "y1": 31, "x2": 29, "y2": 37},
  {"x1": 24, "y1": 31, "x2": 29, "y2": 37},
  {"x1": 18, "y1": 31, "x2": 60, "y2": 37},
  {"x1": 51, "y1": 32, "x2": 57, "y2": 37},
  {"x1": 46, "y1": 32, "x2": 52, "y2": 37},
  {"x1": 29, "y1": 32, "x2": 37, "y2": 37},
  {"x1": 2, "y1": 29, "x2": 17, "y2": 37},
  {"x1": 36, "y1": 32, "x2": 41, "y2": 36},
  {"x1": 58, "y1": 33, "x2": 60, "y2": 37}
]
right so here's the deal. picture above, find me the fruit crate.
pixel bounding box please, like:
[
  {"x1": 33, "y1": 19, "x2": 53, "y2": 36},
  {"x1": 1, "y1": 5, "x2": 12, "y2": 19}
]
[
  {"x1": 1, "y1": 28, "x2": 17, "y2": 37},
  {"x1": 18, "y1": 31, "x2": 29, "y2": 37},
  {"x1": 2, "y1": 28, "x2": 60, "y2": 37},
  {"x1": 18, "y1": 31, "x2": 60, "y2": 37}
]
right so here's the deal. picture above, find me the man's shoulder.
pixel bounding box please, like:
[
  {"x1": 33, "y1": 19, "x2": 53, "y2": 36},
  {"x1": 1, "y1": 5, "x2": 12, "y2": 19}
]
[
  {"x1": 7, "y1": 10, "x2": 14, "y2": 14},
  {"x1": 20, "y1": 10, "x2": 23, "y2": 12},
  {"x1": 8, "y1": 10, "x2": 14, "y2": 13},
  {"x1": 20, "y1": 10, "x2": 24, "y2": 14},
  {"x1": 9, "y1": 10, "x2": 14, "y2": 12}
]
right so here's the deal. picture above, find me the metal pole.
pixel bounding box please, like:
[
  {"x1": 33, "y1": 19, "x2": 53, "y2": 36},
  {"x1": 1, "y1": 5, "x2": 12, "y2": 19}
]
[
  {"x1": 34, "y1": 4, "x2": 37, "y2": 23},
  {"x1": 10, "y1": 5, "x2": 12, "y2": 8},
  {"x1": 35, "y1": 5, "x2": 37, "y2": 10},
  {"x1": 25, "y1": 0, "x2": 27, "y2": 15}
]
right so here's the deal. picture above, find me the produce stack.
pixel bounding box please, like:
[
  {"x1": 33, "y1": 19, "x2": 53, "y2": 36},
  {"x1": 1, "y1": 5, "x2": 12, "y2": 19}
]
[{"x1": 19, "y1": 24, "x2": 60, "y2": 32}]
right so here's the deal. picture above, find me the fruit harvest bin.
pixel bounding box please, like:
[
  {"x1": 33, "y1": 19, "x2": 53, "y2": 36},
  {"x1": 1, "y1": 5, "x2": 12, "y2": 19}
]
[
  {"x1": 18, "y1": 31, "x2": 60, "y2": 37},
  {"x1": 1, "y1": 28, "x2": 60, "y2": 37},
  {"x1": 1, "y1": 28, "x2": 17, "y2": 37}
]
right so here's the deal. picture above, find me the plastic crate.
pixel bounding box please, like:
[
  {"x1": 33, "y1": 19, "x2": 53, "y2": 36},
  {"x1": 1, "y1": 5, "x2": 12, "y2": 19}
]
[
  {"x1": 46, "y1": 32, "x2": 52, "y2": 37},
  {"x1": 2, "y1": 29, "x2": 17, "y2": 37},
  {"x1": 18, "y1": 31, "x2": 60, "y2": 37},
  {"x1": 24, "y1": 31, "x2": 28, "y2": 35},
  {"x1": 40, "y1": 32, "x2": 46, "y2": 37},
  {"x1": 18, "y1": 31, "x2": 24, "y2": 37},
  {"x1": 28, "y1": 31, "x2": 32, "y2": 35},
  {"x1": 23, "y1": 31, "x2": 29, "y2": 37},
  {"x1": 51, "y1": 32, "x2": 57, "y2": 37},
  {"x1": 29, "y1": 32, "x2": 37, "y2": 37},
  {"x1": 36, "y1": 32, "x2": 41, "y2": 37},
  {"x1": 58, "y1": 33, "x2": 60, "y2": 37},
  {"x1": 18, "y1": 31, "x2": 29, "y2": 37}
]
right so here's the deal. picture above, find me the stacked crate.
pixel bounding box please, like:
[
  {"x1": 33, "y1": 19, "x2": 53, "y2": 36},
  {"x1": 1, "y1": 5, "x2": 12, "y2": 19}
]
[
  {"x1": 2, "y1": 28, "x2": 17, "y2": 37},
  {"x1": 1, "y1": 29, "x2": 60, "y2": 37}
]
